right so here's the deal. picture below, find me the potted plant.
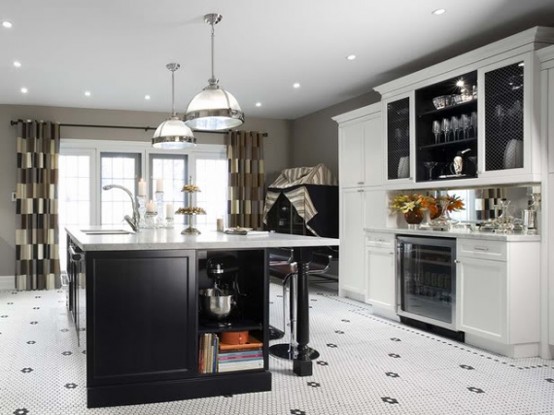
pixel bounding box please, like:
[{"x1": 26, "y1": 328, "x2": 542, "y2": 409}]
[{"x1": 390, "y1": 194, "x2": 431, "y2": 227}]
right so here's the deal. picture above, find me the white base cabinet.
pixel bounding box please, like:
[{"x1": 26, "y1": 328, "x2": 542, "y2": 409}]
[
  {"x1": 365, "y1": 232, "x2": 397, "y2": 320},
  {"x1": 457, "y1": 239, "x2": 540, "y2": 358},
  {"x1": 338, "y1": 188, "x2": 366, "y2": 301}
]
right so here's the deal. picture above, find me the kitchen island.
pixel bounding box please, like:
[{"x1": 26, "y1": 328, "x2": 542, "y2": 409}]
[{"x1": 65, "y1": 226, "x2": 339, "y2": 408}]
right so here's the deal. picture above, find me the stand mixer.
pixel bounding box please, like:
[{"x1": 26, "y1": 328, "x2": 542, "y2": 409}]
[{"x1": 200, "y1": 256, "x2": 243, "y2": 326}]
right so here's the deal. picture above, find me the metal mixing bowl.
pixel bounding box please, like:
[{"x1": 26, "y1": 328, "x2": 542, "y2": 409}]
[{"x1": 199, "y1": 288, "x2": 234, "y2": 320}]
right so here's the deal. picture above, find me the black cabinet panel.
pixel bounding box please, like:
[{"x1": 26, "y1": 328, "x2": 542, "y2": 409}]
[{"x1": 87, "y1": 250, "x2": 196, "y2": 385}]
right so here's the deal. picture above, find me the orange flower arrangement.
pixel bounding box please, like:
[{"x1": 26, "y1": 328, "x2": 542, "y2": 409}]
[{"x1": 438, "y1": 194, "x2": 465, "y2": 212}]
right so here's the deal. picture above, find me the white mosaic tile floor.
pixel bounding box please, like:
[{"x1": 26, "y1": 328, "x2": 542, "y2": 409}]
[{"x1": 0, "y1": 282, "x2": 553, "y2": 415}]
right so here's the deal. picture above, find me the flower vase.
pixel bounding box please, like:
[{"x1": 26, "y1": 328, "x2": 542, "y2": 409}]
[
  {"x1": 430, "y1": 199, "x2": 452, "y2": 230},
  {"x1": 403, "y1": 210, "x2": 423, "y2": 229}
]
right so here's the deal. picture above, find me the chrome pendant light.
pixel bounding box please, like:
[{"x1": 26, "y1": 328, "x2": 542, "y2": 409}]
[
  {"x1": 152, "y1": 63, "x2": 196, "y2": 149},
  {"x1": 184, "y1": 13, "x2": 244, "y2": 131}
]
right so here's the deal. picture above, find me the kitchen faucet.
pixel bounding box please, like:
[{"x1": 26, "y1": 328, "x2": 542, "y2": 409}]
[{"x1": 102, "y1": 184, "x2": 140, "y2": 232}]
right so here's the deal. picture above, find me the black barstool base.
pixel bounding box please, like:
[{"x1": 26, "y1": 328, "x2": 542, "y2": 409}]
[
  {"x1": 269, "y1": 343, "x2": 319, "y2": 361},
  {"x1": 268, "y1": 325, "x2": 285, "y2": 340}
]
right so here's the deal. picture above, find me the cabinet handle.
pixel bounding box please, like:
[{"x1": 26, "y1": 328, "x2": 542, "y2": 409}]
[
  {"x1": 474, "y1": 246, "x2": 489, "y2": 252},
  {"x1": 357, "y1": 189, "x2": 364, "y2": 193},
  {"x1": 357, "y1": 181, "x2": 364, "y2": 185},
  {"x1": 389, "y1": 252, "x2": 394, "y2": 255},
  {"x1": 454, "y1": 259, "x2": 461, "y2": 264}
]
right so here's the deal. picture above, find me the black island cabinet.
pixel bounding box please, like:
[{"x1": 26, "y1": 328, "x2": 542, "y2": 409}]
[{"x1": 72, "y1": 242, "x2": 271, "y2": 408}]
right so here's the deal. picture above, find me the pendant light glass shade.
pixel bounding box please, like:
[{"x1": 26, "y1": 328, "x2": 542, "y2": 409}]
[
  {"x1": 184, "y1": 13, "x2": 244, "y2": 131},
  {"x1": 153, "y1": 63, "x2": 196, "y2": 149}
]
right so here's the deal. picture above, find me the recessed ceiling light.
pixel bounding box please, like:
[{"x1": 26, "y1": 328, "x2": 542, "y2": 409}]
[
  {"x1": 20, "y1": 87, "x2": 28, "y2": 94},
  {"x1": 346, "y1": 54, "x2": 356, "y2": 61},
  {"x1": 144, "y1": 94, "x2": 151, "y2": 100},
  {"x1": 84, "y1": 91, "x2": 91, "y2": 97},
  {"x1": 2, "y1": 20, "x2": 13, "y2": 29},
  {"x1": 293, "y1": 82, "x2": 301, "y2": 89},
  {"x1": 255, "y1": 102, "x2": 262, "y2": 107},
  {"x1": 13, "y1": 61, "x2": 21, "y2": 68},
  {"x1": 432, "y1": 8, "x2": 446, "y2": 15}
]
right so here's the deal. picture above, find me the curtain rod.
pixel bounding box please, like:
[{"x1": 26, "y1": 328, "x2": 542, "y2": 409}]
[{"x1": 10, "y1": 119, "x2": 268, "y2": 136}]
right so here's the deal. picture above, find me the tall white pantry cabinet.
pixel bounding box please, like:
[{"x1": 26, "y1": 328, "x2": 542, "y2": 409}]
[{"x1": 333, "y1": 103, "x2": 386, "y2": 303}]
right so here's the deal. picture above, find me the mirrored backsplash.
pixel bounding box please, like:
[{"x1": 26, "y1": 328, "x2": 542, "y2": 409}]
[{"x1": 424, "y1": 184, "x2": 541, "y2": 224}]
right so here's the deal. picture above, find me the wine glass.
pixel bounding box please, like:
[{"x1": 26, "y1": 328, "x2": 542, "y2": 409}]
[
  {"x1": 423, "y1": 161, "x2": 438, "y2": 180},
  {"x1": 461, "y1": 114, "x2": 470, "y2": 139},
  {"x1": 432, "y1": 121, "x2": 441, "y2": 144},
  {"x1": 450, "y1": 116, "x2": 459, "y2": 141},
  {"x1": 441, "y1": 118, "x2": 450, "y2": 142},
  {"x1": 470, "y1": 112, "x2": 477, "y2": 138}
]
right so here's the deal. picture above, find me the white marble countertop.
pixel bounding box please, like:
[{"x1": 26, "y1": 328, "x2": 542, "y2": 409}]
[
  {"x1": 364, "y1": 227, "x2": 541, "y2": 242},
  {"x1": 66, "y1": 226, "x2": 340, "y2": 252}
]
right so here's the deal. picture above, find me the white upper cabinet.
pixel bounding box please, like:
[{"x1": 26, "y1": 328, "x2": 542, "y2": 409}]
[
  {"x1": 334, "y1": 103, "x2": 382, "y2": 188},
  {"x1": 375, "y1": 26, "x2": 554, "y2": 189}
]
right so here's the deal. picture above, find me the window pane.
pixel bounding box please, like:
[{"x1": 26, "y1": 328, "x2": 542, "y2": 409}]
[
  {"x1": 150, "y1": 155, "x2": 187, "y2": 225},
  {"x1": 196, "y1": 157, "x2": 228, "y2": 229},
  {"x1": 58, "y1": 153, "x2": 92, "y2": 271},
  {"x1": 100, "y1": 153, "x2": 141, "y2": 225}
]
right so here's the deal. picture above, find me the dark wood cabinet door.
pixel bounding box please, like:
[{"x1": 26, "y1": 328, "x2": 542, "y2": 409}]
[{"x1": 86, "y1": 250, "x2": 196, "y2": 386}]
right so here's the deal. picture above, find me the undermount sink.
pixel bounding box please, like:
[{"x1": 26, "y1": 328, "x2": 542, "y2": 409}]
[{"x1": 81, "y1": 229, "x2": 133, "y2": 235}]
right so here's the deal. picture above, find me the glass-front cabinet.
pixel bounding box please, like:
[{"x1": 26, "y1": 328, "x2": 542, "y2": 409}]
[
  {"x1": 382, "y1": 50, "x2": 538, "y2": 187},
  {"x1": 415, "y1": 71, "x2": 478, "y2": 182},
  {"x1": 479, "y1": 55, "x2": 532, "y2": 179},
  {"x1": 385, "y1": 95, "x2": 412, "y2": 182}
]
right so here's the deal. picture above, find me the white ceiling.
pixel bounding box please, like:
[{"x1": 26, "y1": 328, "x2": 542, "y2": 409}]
[{"x1": 2, "y1": 0, "x2": 554, "y2": 121}]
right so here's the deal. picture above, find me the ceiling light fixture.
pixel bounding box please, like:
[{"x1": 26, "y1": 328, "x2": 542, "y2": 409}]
[
  {"x1": 293, "y1": 82, "x2": 301, "y2": 89},
  {"x1": 144, "y1": 94, "x2": 151, "y2": 100},
  {"x1": 255, "y1": 102, "x2": 262, "y2": 107},
  {"x1": 152, "y1": 63, "x2": 196, "y2": 149},
  {"x1": 346, "y1": 54, "x2": 357, "y2": 61},
  {"x1": 432, "y1": 8, "x2": 446, "y2": 15},
  {"x1": 84, "y1": 91, "x2": 91, "y2": 97},
  {"x1": 184, "y1": 13, "x2": 244, "y2": 131},
  {"x1": 13, "y1": 61, "x2": 21, "y2": 68},
  {"x1": 20, "y1": 87, "x2": 28, "y2": 94},
  {"x1": 2, "y1": 21, "x2": 13, "y2": 28}
]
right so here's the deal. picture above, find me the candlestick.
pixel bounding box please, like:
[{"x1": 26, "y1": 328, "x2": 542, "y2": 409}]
[
  {"x1": 137, "y1": 195, "x2": 147, "y2": 229},
  {"x1": 155, "y1": 191, "x2": 164, "y2": 227},
  {"x1": 156, "y1": 178, "x2": 164, "y2": 193},
  {"x1": 146, "y1": 199, "x2": 156, "y2": 213},
  {"x1": 138, "y1": 179, "x2": 147, "y2": 197},
  {"x1": 165, "y1": 203, "x2": 174, "y2": 228}
]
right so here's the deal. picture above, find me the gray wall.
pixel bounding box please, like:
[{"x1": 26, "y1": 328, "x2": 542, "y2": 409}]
[
  {"x1": 0, "y1": 104, "x2": 292, "y2": 276},
  {"x1": 290, "y1": 91, "x2": 381, "y2": 179}
]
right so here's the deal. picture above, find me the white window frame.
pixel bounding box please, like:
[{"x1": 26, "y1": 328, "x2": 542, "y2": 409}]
[{"x1": 60, "y1": 139, "x2": 227, "y2": 226}]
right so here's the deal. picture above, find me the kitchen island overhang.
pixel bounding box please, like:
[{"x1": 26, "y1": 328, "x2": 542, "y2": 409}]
[{"x1": 65, "y1": 226, "x2": 339, "y2": 408}]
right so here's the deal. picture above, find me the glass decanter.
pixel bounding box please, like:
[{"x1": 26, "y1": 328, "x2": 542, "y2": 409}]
[{"x1": 494, "y1": 199, "x2": 514, "y2": 233}]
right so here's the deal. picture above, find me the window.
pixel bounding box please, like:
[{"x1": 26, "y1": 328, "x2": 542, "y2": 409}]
[
  {"x1": 58, "y1": 150, "x2": 94, "y2": 269},
  {"x1": 58, "y1": 139, "x2": 227, "y2": 270},
  {"x1": 100, "y1": 152, "x2": 141, "y2": 225},
  {"x1": 150, "y1": 154, "x2": 188, "y2": 225}
]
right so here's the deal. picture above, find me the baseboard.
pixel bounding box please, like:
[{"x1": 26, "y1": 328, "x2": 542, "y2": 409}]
[{"x1": 0, "y1": 276, "x2": 15, "y2": 291}]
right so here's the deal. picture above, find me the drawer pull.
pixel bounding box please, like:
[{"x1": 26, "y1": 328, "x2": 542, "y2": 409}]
[
  {"x1": 357, "y1": 181, "x2": 364, "y2": 185},
  {"x1": 474, "y1": 246, "x2": 490, "y2": 252}
]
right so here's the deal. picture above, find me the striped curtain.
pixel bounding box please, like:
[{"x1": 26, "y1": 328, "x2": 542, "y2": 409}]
[
  {"x1": 226, "y1": 131, "x2": 265, "y2": 229},
  {"x1": 15, "y1": 121, "x2": 61, "y2": 290}
]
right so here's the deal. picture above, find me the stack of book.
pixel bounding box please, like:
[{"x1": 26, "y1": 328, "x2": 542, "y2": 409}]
[
  {"x1": 218, "y1": 333, "x2": 263, "y2": 372},
  {"x1": 198, "y1": 332, "x2": 264, "y2": 373},
  {"x1": 198, "y1": 333, "x2": 219, "y2": 374}
]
